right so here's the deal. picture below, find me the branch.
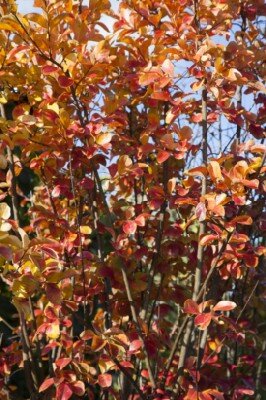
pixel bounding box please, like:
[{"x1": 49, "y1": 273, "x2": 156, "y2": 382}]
[{"x1": 176, "y1": 84, "x2": 208, "y2": 380}]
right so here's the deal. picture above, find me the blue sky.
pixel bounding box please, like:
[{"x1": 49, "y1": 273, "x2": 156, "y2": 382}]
[
  {"x1": 17, "y1": 0, "x2": 119, "y2": 13},
  {"x1": 17, "y1": 0, "x2": 38, "y2": 13}
]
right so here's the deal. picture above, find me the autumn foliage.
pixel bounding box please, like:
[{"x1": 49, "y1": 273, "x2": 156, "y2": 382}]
[{"x1": 0, "y1": 0, "x2": 265, "y2": 399}]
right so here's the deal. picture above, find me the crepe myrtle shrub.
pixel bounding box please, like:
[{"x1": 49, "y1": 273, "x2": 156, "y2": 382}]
[{"x1": 0, "y1": 0, "x2": 265, "y2": 399}]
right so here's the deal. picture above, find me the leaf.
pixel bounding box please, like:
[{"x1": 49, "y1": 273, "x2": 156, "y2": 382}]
[
  {"x1": 80, "y1": 226, "x2": 92, "y2": 235},
  {"x1": 187, "y1": 166, "x2": 208, "y2": 177},
  {"x1": 98, "y1": 373, "x2": 112, "y2": 388},
  {"x1": 91, "y1": 335, "x2": 106, "y2": 351},
  {"x1": 234, "y1": 388, "x2": 254, "y2": 396},
  {"x1": 12, "y1": 276, "x2": 38, "y2": 298},
  {"x1": 199, "y1": 234, "x2": 218, "y2": 246},
  {"x1": 46, "y1": 283, "x2": 62, "y2": 305},
  {"x1": 178, "y1": 126, "x2": 192, "y2": 140},
  {"x1": 166, "y1": 108, "x2": 176, "y2": 124},
  {"x1": 157, "y1": 150, "x2": 170, "y2": 164},
  {"x1": 195, "y1": 202, "x2": 207, "y2": 222},
  {"x1": 58, "y1": 75, "x2": 74, "y2": 88},
  {"x1": 123, "y1": 220, "x2": 137, "y2": 235},
  {"x1": 96, "y1": 133, "x2": 112, "y2": 145},
  {"x1": 161, "y1": 59, "x2": 174, "y2": 76},
  {"x1": 0, "y1": 244, "x2": 12, "y2": 260},
  {"x1": 72, "y1": 381, "x2": 85, "y2": 396},
  {"x1": 42, "y1": 65, "x2": 59, "y2": 74},
  {"x1": 56, "y1": 382, "x2": 73, "y2": 400},
  {"x1": 55, "y1": 358, "x2": 71, "y2": 370},
  {"x1": 135, "y1": 214, "x2": 146, "y2": 227},
  {"x1": 213, "y1": 301, "x2": 237, "y2": 312},
  {"x1": 208, "y1": 161, "x2": 223, "y2": 181},
  {"x1": 184, "y1": 300, "x2": 200, "y2": 315},
  {"x1": 46, "y1": 323, "x2": 60, "y2": 339},
  {"x1": 0, "y1": 155, "x2": 7, "y2": 169},
  {"x1": 0, "y1": 203, "x2": 11, "y2": 220},
  {"x1": 18, "y1": 227, "x2": 30, "y2": 248},
  {"x1": 118, "y1": 155, "x2": 132, "y2": 174},
  {"x1": 167, "y1": 177, "x2": 176, "y2": 194},
  {"x1": 39, "y1": 377, "x2": 54, "y2": 393},
  {"x1": 194, "y1": 313, "x2": 212, "y2": 330},
  {"x1": 129, "y1": 339, "x2": 142, "y2": 353}
]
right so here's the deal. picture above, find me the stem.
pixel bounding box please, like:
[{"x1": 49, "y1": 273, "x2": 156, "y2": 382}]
[
  {"x1": 69, "y1": 153, "x2": 87, "y2": 329},
  {"x1": 176, "y1": 85, "x2": 208, "y2": 379},
  {"x1": 161, "y1": 231, "x2": 233, "y2": 388}
]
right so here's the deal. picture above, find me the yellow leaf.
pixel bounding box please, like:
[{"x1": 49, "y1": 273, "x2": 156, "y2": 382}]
[
  {"x1": 214, "y1": 57, "x2": 224, "y2": 73},
  {"x1": 0, "y1": 21, "x2": 16, "y2": 31},
  {"x1": 12, "y1": 276, "x2": 38, "y2": 298},
  {"x1": 225, "y1": 68, "x2": 241, "y2": 82},
  {"x1": 96, "y1": 133, "x2": 112, "y2": 146},
  {"x1": 59, "y1": 109, "x2": 70, "y2": 127},
  {"x1": 0, "y1": 154, "x2": 7, "y2": 169},
  {"x1": 80, "y1": 226, "x2": 92, "y2": 235},
  {"x1": 191, "y1": 79, "x2": 205, "y2": 91},
  {"x1": 0, "y1": 94, "x2": 8, "y2": 104},
  {"x1": 0, "y1": 203, "x2": 11, "y2": 220},
  {"x1": 18, "y1": 227, "x2": 30, "y2": 248},
  {"x1": 46, "y1": 323, "x2": 60, "y2": 339},
  {"x1": 166, "y1": 109, "x2": 176, "y2": 124},
  {"x1": 47, "y1": 103, "x2": 60, "y2": 114},
  {"x1": 118, "y1": 155, "x2": 132, "y2": 175},
  {"x1": 167, "y1": 178, "x2": 176, "y2": 194}
]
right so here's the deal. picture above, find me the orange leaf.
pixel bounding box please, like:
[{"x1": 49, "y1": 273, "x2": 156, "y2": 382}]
[
  {"x1": 157, "y1": 150, "x2": 170, "y2": 164},
  {"x1": 187, "y1": 166, "x2": 207, "y2": 177},
  {"x1": 208, "y1": 161, "x2": 223, "y2": 181},
  {"x1": 178, "y1": 126, "x2": 192, "y2": 140}
]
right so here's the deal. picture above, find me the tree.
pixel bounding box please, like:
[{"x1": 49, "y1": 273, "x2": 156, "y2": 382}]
[{"x1": 0, "y1": 0, "x2": 265, "y2": 399}]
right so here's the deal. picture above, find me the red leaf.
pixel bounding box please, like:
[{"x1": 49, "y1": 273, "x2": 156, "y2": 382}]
[
  {"x1": 184, "y1": 300, "x2": 200, "y2": 315},
  {"x1": 234, "y1": 388, "x2": 254, "y2": 396},
  {"x1": 42, "y1": 65, "x2": 59, "y2": 74},
  {"x1": 199, "y1": 234, "x2": 218, "y2": 246},
  {"x1": 194, "y1": 313, "x2": 212, "y2": 330},
  {"x1": 56, "y1": 382, "x2": 73, "y2": 400},
  {"x1": 80, "y1": 177, "x2": 94, "y2": 190},
  {"x1": 55, "y1": 357, "x2": 71, "y2": 370},
  {"x1": 135, "y1": 214, "x2": 146, "y2": 227},
  {"x1": 46, "y1": 283, "x2": 61, "y2": 305},
  {"x1": 39, "y1": 377, "x2": 54, "y2": 393},
  {"x1": 213, "y1": 301, "x2": 237, "y2": 312},
  {"x1": 58, "y1": 75, "x2": 74, "y2": 88},
  {"x1": 129, "y1": 339, "x2": 142, "y2": 353},
  {"x1": 119, "y1": 361, "x2": 134, "y2": 368},
  {"x1": 98, "y1": 373, "x2": 112, "y2": 388},
  {"x1": 123, "y1": 220, "x2": 137, "y2": 235},
  {"x1": 243, "y1": 253, "x2": 258, "y2": 268}
]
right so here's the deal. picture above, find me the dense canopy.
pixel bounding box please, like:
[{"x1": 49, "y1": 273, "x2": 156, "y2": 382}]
[{"x1": 0, "y1": 0, "x2": 265, "y2": 399}]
